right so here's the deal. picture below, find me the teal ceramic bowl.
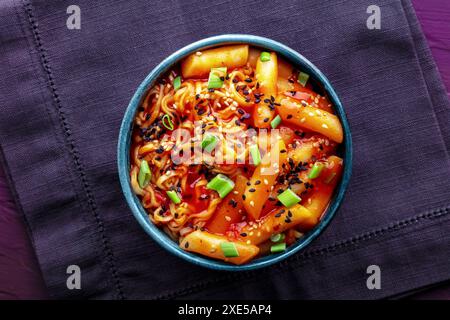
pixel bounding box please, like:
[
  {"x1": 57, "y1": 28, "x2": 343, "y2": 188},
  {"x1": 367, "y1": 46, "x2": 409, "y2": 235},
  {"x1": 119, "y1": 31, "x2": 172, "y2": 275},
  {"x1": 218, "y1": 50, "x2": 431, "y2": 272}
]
[{"x1": 118, "y1": 34, "x2": 352, "y2": 271}]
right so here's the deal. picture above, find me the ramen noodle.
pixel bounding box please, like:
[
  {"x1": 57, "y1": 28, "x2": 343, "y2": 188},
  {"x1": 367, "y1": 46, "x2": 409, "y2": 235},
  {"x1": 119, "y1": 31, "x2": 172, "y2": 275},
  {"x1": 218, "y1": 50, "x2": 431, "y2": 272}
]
[{"x1": 130, "y1": 44, "x2": 344, "y2": 265}]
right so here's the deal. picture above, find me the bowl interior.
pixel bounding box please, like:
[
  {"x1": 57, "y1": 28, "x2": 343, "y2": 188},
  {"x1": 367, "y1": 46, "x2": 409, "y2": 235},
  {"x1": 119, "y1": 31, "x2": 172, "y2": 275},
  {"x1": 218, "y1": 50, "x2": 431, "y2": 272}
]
[{"x1": 117, "y1": 34, "x2": 352, "y2": 271}]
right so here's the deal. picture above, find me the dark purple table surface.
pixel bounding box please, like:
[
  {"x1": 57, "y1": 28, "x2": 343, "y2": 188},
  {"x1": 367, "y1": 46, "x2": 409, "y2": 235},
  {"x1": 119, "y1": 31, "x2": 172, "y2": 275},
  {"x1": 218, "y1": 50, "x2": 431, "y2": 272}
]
[{"x1": 0, "y1": 0, "x2": 449, "y2": 299}]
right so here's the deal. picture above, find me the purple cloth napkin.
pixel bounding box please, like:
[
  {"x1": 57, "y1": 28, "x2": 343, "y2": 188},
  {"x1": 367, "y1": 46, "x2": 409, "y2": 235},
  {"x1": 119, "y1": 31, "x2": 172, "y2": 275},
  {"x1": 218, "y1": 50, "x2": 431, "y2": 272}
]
[{"x1": 1, "y1": 0, "x2": 450, "y2": 299}]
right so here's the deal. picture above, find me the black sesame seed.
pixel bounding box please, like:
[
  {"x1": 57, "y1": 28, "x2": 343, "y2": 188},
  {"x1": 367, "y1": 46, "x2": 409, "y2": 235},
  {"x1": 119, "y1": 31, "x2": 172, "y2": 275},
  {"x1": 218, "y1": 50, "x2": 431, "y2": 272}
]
[
  {"x1": 254, "y1": 180, "x2": 261, "y2": 185},
  {"x1": 249, "y1": 188, "x2": 256, "y2": 192},
  {"x1": 263, "y1": 117, "x2": 269, "y2": 123},
  {"x1": 240, "y1": 233, "x2": 247, "y2": 237},
  {"x1": 246, "y1": 181, "x2": 251, "y2": 186},
  {"x1": 242, "y1": 194, "x2": 246, "y2": 200},
  {"x1": 245, "y1": 78, "x2": 252, "y2": 83},
  {"x1": 184, "y1": 242, "x2": 189, "y2": 248},
  {"x1": 287, "y1": 114, "x2": 293, "y2": 119}
]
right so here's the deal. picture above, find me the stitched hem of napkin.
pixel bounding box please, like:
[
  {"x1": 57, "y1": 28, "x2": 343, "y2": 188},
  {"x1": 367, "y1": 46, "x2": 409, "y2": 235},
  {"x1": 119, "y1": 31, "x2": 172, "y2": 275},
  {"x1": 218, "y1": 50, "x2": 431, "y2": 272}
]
[
  {"x1": 21, "y1": 0, "x2": 125, "y2": 300},
  {"x1": 154, "y1": 1, "x2": 450, "y2": 300},
  {"x1": 400, "y1": 0, "x2": 450, "y2": 165},
  {"x1": 155, "y1": 204, "x2": 450, "y2": 299}
]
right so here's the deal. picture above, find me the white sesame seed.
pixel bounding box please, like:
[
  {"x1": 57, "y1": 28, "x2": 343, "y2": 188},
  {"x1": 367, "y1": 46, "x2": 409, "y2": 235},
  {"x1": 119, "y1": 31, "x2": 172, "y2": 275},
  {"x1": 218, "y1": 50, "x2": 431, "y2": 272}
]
[
  {"x1": 250, "y1": 200, "x2": 255, "y2": 207},
  {"x1": 225, "y1": 216, "x2": 231, "y2": 221},
  {"x1": 322, "y1": 124, "x2": 329, "y2": 129},
  {"x1": 196, "y1": 51, "x2": 202, "y2": 56}
]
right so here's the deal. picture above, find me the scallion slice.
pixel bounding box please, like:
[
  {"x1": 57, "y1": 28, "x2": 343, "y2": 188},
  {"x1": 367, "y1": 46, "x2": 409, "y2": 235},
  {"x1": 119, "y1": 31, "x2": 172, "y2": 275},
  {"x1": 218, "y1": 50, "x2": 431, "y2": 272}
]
[
  {"x1": 277, "y1": 188, "x2": 301, "y2": 208},
  {"x1": 270, "y1": 242, "x2": 286, "y2": 253},
  {"x1": 308, "y1": 162, "x2": 324, "y2": 179},
  {"x1": 138, "y1": 160, "x2": 151, "y2": 188},
  {"x1": 298, "y1": 72, "x2": 309, "y2": 87},
  {"x1": 270, "y1": 233, "x2": 285, "y2": 243},
  {"x1": 201, "y1": 134, "x2": 219, "y2": 152},
  {"x1": 207, "y1": 67, "x2": 227, "y2": 89},
  {"x1": 270, "y1": 115, "x2": 281, "y2": 129},
  {"x1": 220, "y1": 242, "x2": 239, "y2": 257},
  {"x1": 207, "y1": 174, "x2": 235, "y2": 198},
  {"x1": 173, "y1": 76, "x2": 181, "y2": 90},
  {"x1": 249, "y1": 144, "x2": 261, "y2": 166},
  {"x1": 260, "y1": 51, "x2": 271, "y2": 62},
  {"x1": 162, "y1": 114, "x2": 174, "y2": 130},
  {"x1": 166, "y1": 190, "x2": 181, "y2": 204}
]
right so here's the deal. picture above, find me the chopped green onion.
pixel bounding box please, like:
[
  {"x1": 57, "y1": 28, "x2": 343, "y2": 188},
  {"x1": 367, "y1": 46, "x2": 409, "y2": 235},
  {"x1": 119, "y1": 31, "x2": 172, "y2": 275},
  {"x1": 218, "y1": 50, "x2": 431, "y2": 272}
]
[
  {"x1": 249, "y1": 144, "x2": 261, "y2": 166},
  {"x1": 277, "y1": 188, "x2": 301, "y2": 208},
  {"x1": 298, "y1": 72, "x2": 309, "y2": 87},
  {"x1": 138, "y1": 160, "x2": 152, "y2": 188},
  {"x1": 173, "y1": 76, "x2": 181, "y2": 90},
  {"x1": 207, "y1": 67, "x2": 227, "y2": 89},
  {"x1": 260, "y1": 52, "x2": 271, "y2": 62},
  {"x1": 166, "y1": 190, "x2": 181, "y2": 204},
  {"x1": 162, "y1": 114, "x2": 174, "y2": 130},
  {"x1": 201, "y1": 134, "x2": 219, "y2": 152},
  {"x1": 308, "y1": 162, "x2": 324, "y2": 179},
  {"x1": 325, "y1": 172, "x2": 337, "y2": 184},
  {"x1": 271, "y1": 115, "x2": 281, "y2": 129},
  {"x1": 220, "y1": 242, "x2": 239, "y2": 257},
  {"x1": 270, "y1": 233, "x2": 285, "y2": 243},
  {"x1": 207, "y1": 174, "x2": 235, "y2": 198},
  {"x1": 270, "y1": 242, "x2": 286, "y2": 253}
]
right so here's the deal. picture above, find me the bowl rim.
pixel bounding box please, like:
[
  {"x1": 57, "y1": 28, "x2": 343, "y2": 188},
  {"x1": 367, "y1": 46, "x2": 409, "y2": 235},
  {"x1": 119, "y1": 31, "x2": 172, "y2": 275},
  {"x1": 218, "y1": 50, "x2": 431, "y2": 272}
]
[{"x1": 117, "y1": 34, "x2": 353, "y2": 271}]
